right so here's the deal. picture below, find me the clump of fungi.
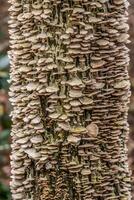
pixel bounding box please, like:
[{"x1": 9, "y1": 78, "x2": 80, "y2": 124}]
[{"x1": 9, "y1": 0, "x2": 131, "y2": 199}]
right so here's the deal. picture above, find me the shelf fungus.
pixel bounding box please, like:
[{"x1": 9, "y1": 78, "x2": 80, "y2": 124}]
[
  {"x1": 86, "y1": 123, "x2": 99, "y2": 138},
  {"x1": 9, "y1": 0, "x2": 131, "y2": 199}
]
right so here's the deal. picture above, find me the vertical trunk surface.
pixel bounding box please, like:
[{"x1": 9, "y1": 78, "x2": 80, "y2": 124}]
[
  {"x1": 128, "y1": 0, "x2": 134, "y2": 199},
  {"x1": 9, "y1": 0, "x2": 131, "y2": 199}
]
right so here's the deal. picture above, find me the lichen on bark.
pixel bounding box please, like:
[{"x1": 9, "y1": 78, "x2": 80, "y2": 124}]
[{"x1": 9, "y1": 0, "x2": 131, "y2": 199}]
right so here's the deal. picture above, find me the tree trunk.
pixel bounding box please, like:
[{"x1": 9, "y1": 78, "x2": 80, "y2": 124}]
[
  {"x1": 9, "y1": 0, "x2": 131, "y2": 199},
  {"x1": 128, "y1": 0, "x2": 134, "y2": 199}
]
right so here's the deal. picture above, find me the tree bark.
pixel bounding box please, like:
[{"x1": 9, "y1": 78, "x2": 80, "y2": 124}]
[
  {"x1": 128, "y1": 0, "x2": 134, "y2": 199},
  {"x1": 9, "y1": 0, "x2": 131, "y2": 199}
]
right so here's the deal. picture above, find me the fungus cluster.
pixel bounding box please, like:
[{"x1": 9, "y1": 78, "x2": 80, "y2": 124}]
[{"x1": 9, "y1": 0, "x2": 131, "y2": 199}]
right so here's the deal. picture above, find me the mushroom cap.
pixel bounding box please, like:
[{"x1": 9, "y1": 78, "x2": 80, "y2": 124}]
[{"x1": 86, "y1": 123, "x2": 99, "y2": 137}]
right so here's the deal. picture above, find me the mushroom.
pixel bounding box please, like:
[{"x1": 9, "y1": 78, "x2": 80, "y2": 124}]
[
  {"x1": 91, "y1": 60, "x2": 106, "y2": 68},
  {"x1": 81, "y1": 169, "x2": 91, "y2": 176},
  {"x1": 24, "y1": 148, "x2": 41, "y2": 160},
  {"x1": 46, "y1": 85, "x2": 59, "y2": 93},
  {"x1": 69, "y1": 89, "x2": 83, "y2": 98},
  {"x1": 30, "y1": 135, "x2": 43, "y2": 144},
  {"x1": 67, "y1": 135, "x2": 81, "y2": 144},
  {"x1": 86, "y1": 123, "x2": 99, "y2": 137},
  {"x1": 96, "y1": 39, "x2": 109, "y2": 46},
  {"x1": 67, "y1": 78, "x2": 84, "y2": 87}
]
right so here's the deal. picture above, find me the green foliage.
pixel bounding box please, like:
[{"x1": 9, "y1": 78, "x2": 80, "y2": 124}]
[
  {"x1": 0, "y1": 129, "x2": 10, "y2": 146},
  {"x1": 0, "y1": 182, "x2": 10, "y2": 200},
  {"x1": 0, "y1": 54, "x2": 10, "y2": 199},
  {"x1": 0, "y1": 77, "x2": 9, "y2": 91},
  {"x1": 0, "y1": 115, "x2": 11, "y2": 130}
]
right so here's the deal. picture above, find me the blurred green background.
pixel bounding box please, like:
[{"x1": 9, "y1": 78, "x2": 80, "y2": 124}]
[{"x1": 0, "y1": 1, "x2": 11, "y2": 199}]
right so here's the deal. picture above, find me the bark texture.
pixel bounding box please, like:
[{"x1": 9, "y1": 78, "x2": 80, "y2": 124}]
[
  {"x1": 9, "y1": 0, "x2": 131, "y2": 199},
  {"x1": 128, "y1": 0, "x2": 134, "y2": 198}
]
